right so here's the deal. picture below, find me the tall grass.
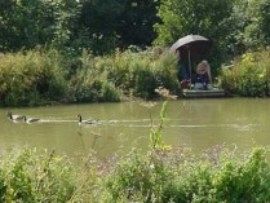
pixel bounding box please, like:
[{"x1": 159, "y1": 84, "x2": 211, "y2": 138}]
[
  {"x1": 0, "y1": 48, "x2": 179, "y2": 106},
  {"x1": 220, "y1": 50, "x2": 270, "y2": 97},
  {"x1": 0, "y1": 147, "x2": 268, "y2": 202},
  {"x1": 0, "y1": 50, "x2": 67, "y2": 106},
  {"x1": 105, "y1": 147, "x2": 270, "y2": 202},
  {"x1": 69, "y1": 50, "x2": 178, "y2": 99},
  {"x1": 0, "y1": 149, "x2": 75, "y2": 202}
]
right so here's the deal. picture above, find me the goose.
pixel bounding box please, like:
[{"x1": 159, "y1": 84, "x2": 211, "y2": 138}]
[
  {"x1": 23, "y1": 116, "x2": 40, "y2": 124},
  {"x1": 77, "y1": 114, "x2": 100, "y2": 125},
  {"x1": 6, "y1": 112, "x2": 25, "y2": 122}
]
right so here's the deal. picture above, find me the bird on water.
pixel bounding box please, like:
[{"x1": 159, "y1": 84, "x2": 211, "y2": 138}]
[
  {"x1": 6, "y1": 112, "x2": 25, "y2": 122},
  {"x1": 77, "y1": 114, "x2": 100, "y2": 125},
  {"x1": 23, "y1": 116, "x2": 40, "y2": 124}
]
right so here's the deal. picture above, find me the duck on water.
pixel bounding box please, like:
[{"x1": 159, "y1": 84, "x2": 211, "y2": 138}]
[
  {"x1": 23, "y1": 116, "x2": 40, "y2": 124},
  {"x1": 7, "y1": 112, "x2": 40, "y2": 124},
  {"x1": 6, "y1": 112, "x2": 25, "y2": 122},
  {"x1": 77, "y1": 114, "x2": 100, "y2": 125},
  {"x1": 7, "y1": 112, "x2": 99, "y2": 125}
]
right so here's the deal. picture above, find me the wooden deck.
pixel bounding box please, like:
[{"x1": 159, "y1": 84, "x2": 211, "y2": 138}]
[{"x1": 182, "y1": 88, "x2": 225, "y2": 98}]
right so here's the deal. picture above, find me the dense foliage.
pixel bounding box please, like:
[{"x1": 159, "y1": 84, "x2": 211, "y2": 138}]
[
  {"x1": 220, "y1": 50, "x2": 270, "y2": 97},
  {"x1": 0, "y1": 0, "x2": 270, "y2": 103},
  {"x1": 154, "y1": 0, "x2": 270, "y2": 70},
  {"x1": 0, "y1": 0, "x2": 160, "y2": 54},
  {"x1": 0, "y1": 0, "x2": 80, "y2": 51},
  {"x1": 77, "y1": 0, "x2": 160, "y2": 54},
  {"x1": 0, "y1": 147, "x2": 269, "y2": 202},
  {"x1": 0, "y1": 50, "x2": 66, "y2": 106},
  {"x1": 154, "y1": 0, "x2": 233, "y2": 51},
  {"x1": 0, "y1": 49, "x2": 178, "y2": 106},
  {"x1": 0, "y1": 0, "x2": 269, "y2": 56}
]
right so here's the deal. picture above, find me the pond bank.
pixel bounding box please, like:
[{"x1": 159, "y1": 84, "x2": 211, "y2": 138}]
[
  {"x1": 1, "y1": 49, "x2": 269, "y2": 107},
  {"x1": 0, "y1": 49, "x2": 179, "y2": 107}
]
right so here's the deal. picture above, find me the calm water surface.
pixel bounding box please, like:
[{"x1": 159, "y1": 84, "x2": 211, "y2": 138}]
[{"x1": 0, "y1": 98, "x2": 269, "y2": 157}]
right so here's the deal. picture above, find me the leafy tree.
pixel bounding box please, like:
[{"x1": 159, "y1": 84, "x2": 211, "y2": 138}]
[
  {"x1": 154, "y1": 0, "x2": 235, "y2": 69},
  {"x1": 0, "y1": 0, "x2": 55, "y2": 51},
  {"x1": 243, "y1": 0, "x2": 270, "y2": 48},
  {"x1": 225, "y1": 0, "x2": 270, "y2": 55},
  {"x1": 76, "y1": 0, "x2": 160, "y2": 54},
  {"x1": 51, "y1": 0, "x2": 81, "y2": 49},
  {"x1": 0, "y1": 0, "x2": 160, "y2": 54},
  {"x1": 76, "y1": 0, "x2": 126, "y2": 54},
  {"x1": 0, "y1": 0, "x2": 80, "y2": 52},
  {"x1": 116, "y1": 0, "x2": 160, "y2": 48}
]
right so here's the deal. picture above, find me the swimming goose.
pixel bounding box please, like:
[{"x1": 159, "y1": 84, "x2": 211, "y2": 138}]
[
  {"x1": 23, "y1": 116, "x2": 40, "y2": 124},
  {"x1": 77, "y1": 114, "x2": 99, "y2": 125},
  {"x1": 6, "y1": 112, "x2": 25, "y2": 121}
]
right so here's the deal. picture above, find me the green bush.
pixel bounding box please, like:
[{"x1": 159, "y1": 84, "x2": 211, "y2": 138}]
[
  {"x1": 68, "y1": 48, "x2": 179, "y2": 101},
  {"x1": 0, "y1": 147, "x2": 269, "y2": 202},
  {"x1": 0, "y1": 50, "x2": 67, "y2": 106},
  {"x1": 220, "y1": 50, "x2": 270, "y2": 97},
  {"x1": 105, "y1": 151, "x2": 173, "y2": 202},
  {"x1": 0, "y1": 149, "x2": 75, "y2": 202},
  {"x1": 104, "y1": 49, "x2": 179, "y2": 99},
  {"x1": 105, "y1": 148, "x2": 270, "y2": 202},
  {"x1": 0, "y1": 48, "x2": 178, "y2": 106}
]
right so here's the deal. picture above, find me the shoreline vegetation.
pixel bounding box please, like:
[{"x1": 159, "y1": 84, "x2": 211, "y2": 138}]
[
  {"x1": 0, "y1": 147, "x2": 269, "y2": 202},
  {"x1": 0, "y1": 48, "x2": 270, "y2": 107},
  {"x1": 0, "y1": 0, "x2": 270, "y2": 201},
  {"x1": 0, "y1": 48, "x2": 179, "y2": 107},
  {"x1": 0, "y1": 0, "x2": 269, "y2": 107}
]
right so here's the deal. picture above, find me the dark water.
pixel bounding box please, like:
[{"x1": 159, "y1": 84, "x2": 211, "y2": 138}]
[{"x1": 0, "y1": 99, "x2": 269, "y2": 157}]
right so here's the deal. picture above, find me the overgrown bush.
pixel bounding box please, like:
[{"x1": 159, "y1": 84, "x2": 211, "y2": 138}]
[
  {"x1": 0, "y1": 149, "x2": 75, "y2": 202},
  {"x1": 104, "y1": 49, "x2": 179, "y2": 99},
  {"x1": 0, "y1": 48, "x2": 179, "y2": 106},
  {"x1": 105, "y1": 148, "x2": 270, "y2": 202},
  {"x1": 220, "y1": 50, "x2": 270, "y2": 97},
  {"x1": 0, "y1": 50, "x2": 67, "y2": 106},
  {"x1": 68, "y1": 48, "x2": 179, "y2": 102},
  {"x1": 105, "y1": 151, "x2": 173, "y2": 202},
  {"x1": 0, "y1": 147, "x2": 269, "y2": 202}
]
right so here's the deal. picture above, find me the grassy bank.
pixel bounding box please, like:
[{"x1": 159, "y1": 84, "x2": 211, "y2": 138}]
[
  {"x1": 0, "y1": 48, "x2": 179, "y2": 106},
  {"x1": 0, "y1": 147, "x2": 269, "y2": 202},
  {"x1": 220, "y1": 50, "x2": 270, "y2": 97},
  {"x1": 1, "y1": 48, "x2": 270, "y2": 107}
]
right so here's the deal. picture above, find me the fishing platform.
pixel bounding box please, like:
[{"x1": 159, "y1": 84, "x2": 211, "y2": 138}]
[{"x1": 182, "y1": 88, "x2": 225, "y2": 98}]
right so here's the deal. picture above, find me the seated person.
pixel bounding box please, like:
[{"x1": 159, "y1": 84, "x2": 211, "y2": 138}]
[{"x1": 194, "y1": 60, "x2": 212, "y2": 90}]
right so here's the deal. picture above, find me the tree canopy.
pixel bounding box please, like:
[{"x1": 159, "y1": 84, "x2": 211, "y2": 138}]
[{"x1": 0, "y1": 0, "x2": 269, "y2": 60}]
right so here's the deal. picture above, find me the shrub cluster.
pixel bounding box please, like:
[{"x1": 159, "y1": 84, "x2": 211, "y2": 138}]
[
  {"x1": 65, "y1": 48, "x2": 179, "y2": 102},
  {"x1": 105, "y1": 148, "x2": 270, "y2": 202},
  {"x1": 0, "y1": 148, "x2": 269, "y2": 202},
  {"x1": 0, "y1": 149, "x2": 75, "y2": 202},
  {"x1": 220, "y1": 50, "x2": 270, "y2": 97},
  {"x1": 0, "y1": 48, "x2": 179, "y2": 106},
  {"x1": 0, "y1": 50, "x2": 66, "y2": 106}
]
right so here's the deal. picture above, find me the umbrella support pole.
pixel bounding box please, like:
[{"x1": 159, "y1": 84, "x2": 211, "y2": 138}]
[{"x1": 188, "y1": 48, "x2": 192, "y2": 89}]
